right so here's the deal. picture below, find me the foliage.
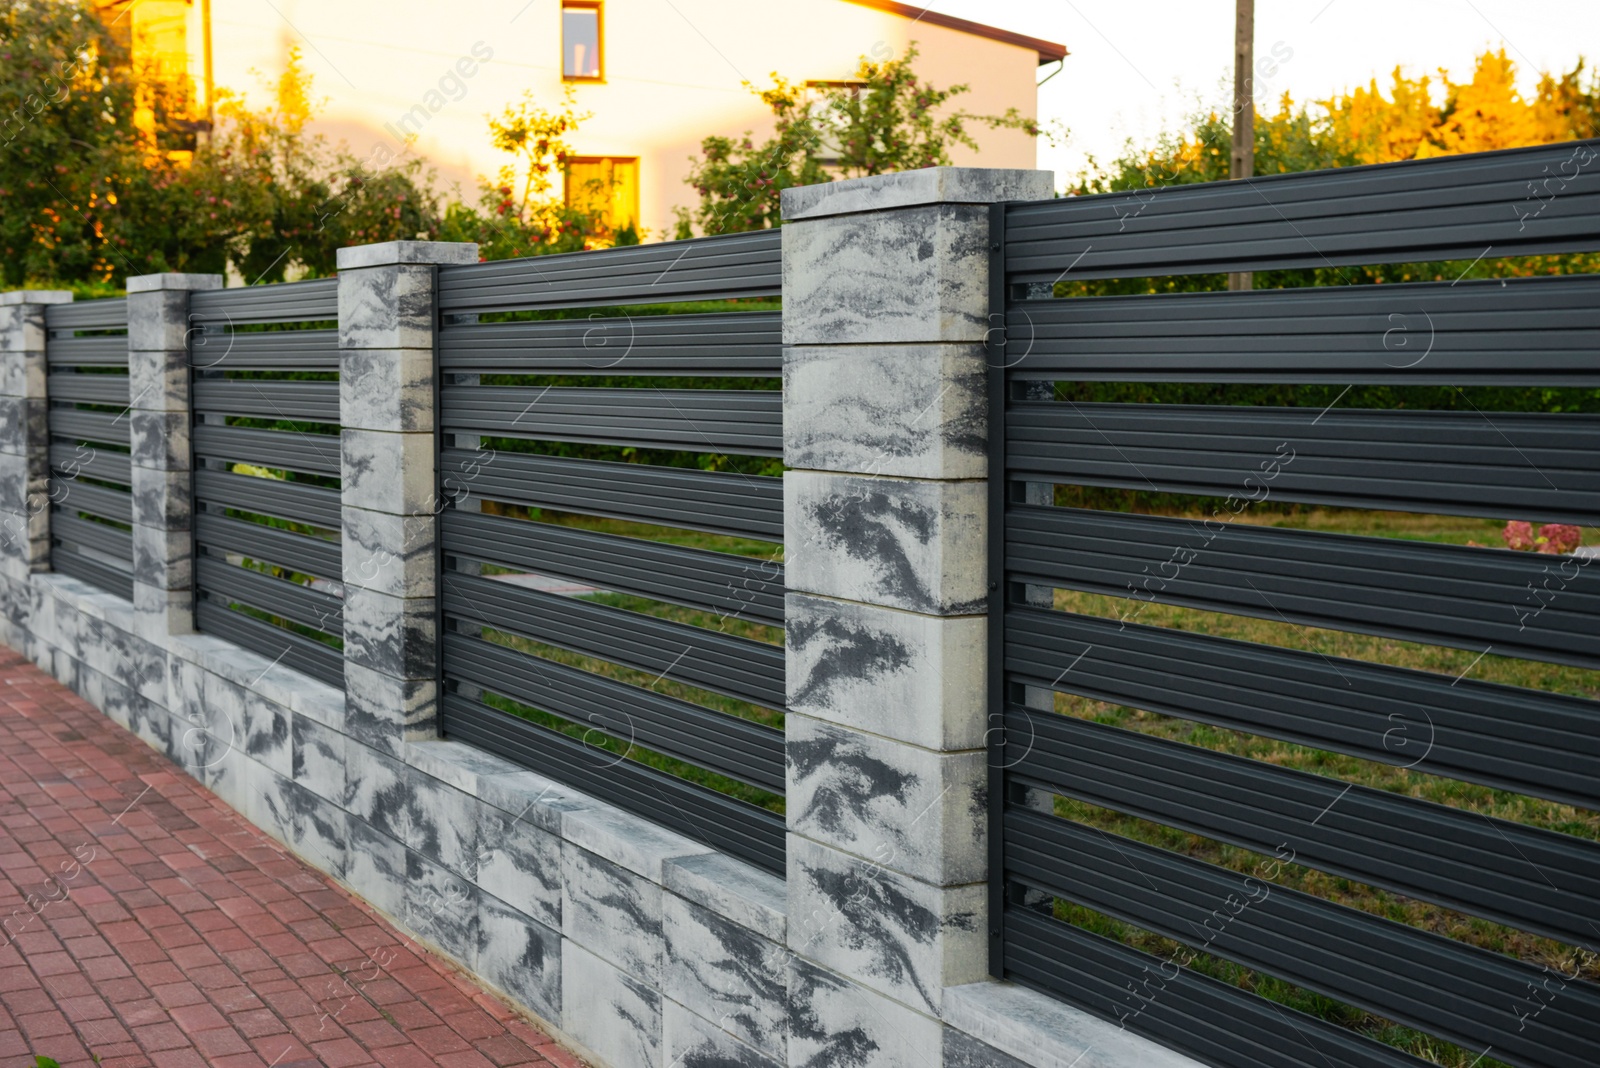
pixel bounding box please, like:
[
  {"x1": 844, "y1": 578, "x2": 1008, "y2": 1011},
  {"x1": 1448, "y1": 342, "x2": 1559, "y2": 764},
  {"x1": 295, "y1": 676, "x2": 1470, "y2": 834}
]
[
  {"x1": 434, "y1": 86, "x2": 631, "y2": 259},
  {"x1": 1500, "y1": 520, "x2": 1583, "y2": 553},
  {"x1": 679, "y1": 44, "x2": 1048, "y2": 236},
  {"x1": 1, "y1": 3, "x2": 436, "y2": 286}
]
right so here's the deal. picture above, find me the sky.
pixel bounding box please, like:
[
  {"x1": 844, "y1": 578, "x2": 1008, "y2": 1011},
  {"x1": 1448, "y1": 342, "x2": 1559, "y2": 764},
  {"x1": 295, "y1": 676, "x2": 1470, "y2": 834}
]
[{"x1": 920, "y1": 0, "x2": 1600, "y2": 183}]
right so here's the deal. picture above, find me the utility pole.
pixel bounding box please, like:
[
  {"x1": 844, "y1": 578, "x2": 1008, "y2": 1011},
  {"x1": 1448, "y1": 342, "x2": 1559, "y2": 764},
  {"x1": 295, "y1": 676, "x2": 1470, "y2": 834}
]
[{"x1": 1229, "y1": 0, "x2": 1254, "y2": 291}]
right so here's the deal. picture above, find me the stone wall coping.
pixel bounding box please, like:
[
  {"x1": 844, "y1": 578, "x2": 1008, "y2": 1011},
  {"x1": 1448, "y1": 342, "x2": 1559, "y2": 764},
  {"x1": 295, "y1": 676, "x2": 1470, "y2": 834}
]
[
  {"x1": 0, "y1": 290, "x2": 73, "y2": 306},
  {"x1": 336, "y1": 241, "x2": 480, "y2": 270},
  {"x1": 781, "y1": 167, "x2": 1055, "y2": 221},
  {"x1": 126, "y1": 274, "x2": 224, "y2": 293},
  {"x1": 402, "y1": 738, "x2": 787, "y2": 939},
  {"x1": 165, "y1": 631, "x2": 345, "y2": 727},
  {"x1": 943, "y1": 981, "x2": 1208, "y2": 1068},
  {"x1": 32, "y1": 573, "x2": 134, "y2": 631}
]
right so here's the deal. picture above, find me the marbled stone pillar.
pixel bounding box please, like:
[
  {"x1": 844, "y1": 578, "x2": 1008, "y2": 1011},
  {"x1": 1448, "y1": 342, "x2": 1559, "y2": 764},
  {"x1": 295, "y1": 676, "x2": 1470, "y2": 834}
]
[
  {"x1": 0, "y1": 291, "x2": 72, "y2": 581},
  {"x1": 781, "y1": 167, "x2": 1053, "y2": 1064},
  {"x1": 127, "y1": 274, "x2": 222, "y2": 634},
  {"x1": 336, "y1": 241, "x2": 478, "y2": 755}
]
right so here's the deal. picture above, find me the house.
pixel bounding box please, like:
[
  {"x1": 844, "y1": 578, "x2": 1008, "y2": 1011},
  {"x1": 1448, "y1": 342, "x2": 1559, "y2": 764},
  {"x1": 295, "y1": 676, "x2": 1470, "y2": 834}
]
[{"x1": 92, "y1": 0, "x2": 1065, "y2": 238}]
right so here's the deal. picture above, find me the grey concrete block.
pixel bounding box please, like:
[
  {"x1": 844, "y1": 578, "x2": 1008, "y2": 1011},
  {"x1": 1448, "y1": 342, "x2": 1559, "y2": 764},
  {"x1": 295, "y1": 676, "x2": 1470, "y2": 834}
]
[
  {"x1": 476, "y1": 891, "x2": 561, "y2": 1023},
  {"x1": 281, "y1": 780, "x2": 349, "y2": 880},
  {"x1": 0, "y1": 347, "x2": 45, "y2": 397},
  {"x1": 943, "y1": 1026, "x2": 1033, "y2": 1068},
  {"x1": 562, "y1": 941, "x2": 662, "y2": 1068},
  {"x1": 943, "y1": 981, "x2": 1209, "y2": 1068},
  {"x1": 664, "y1": 999, "x2": 783, "y2": 1068},
  {"x1": 130, "y1": 523, "x2": 191, "y2": 591},
  {"x1": 126, "y1": 350, "x2": 188, "y2": 413},
  {"x1": 341, "y1": 348, "x2": 434, "y2": 432},
  {"x1": 477, "y1": 767, "x2": 597, "y2": 836},
  {"x1": 787, "y1": 835, "x2": 985, "y2": 1015},
  {"x1": 664, "y1": 893, "x2": 788, "y2": 1059},
  {"x1": 403, "y1": 767, "x2": 482, "y2": 881},
  {"x1": 336, "y1": 240, "x2": 479, "y2": 271},
  {"x1": 341, "y1": 584, "x2": 435, "y2": 680},
  {"x1": 342, "y1": 505, "x2": 434, "y2": 598},
  {"x1": 783, "y1": 204, "x2": 990, "y2": 346},
  {"x1": 338, "y1": 265, "x2": 436, "y2": 350},
  {"x1": 787, "y1": 715, "x2": 986, "y2": 887},
  {"x1": 127, "y1": 289, "x2": 190, "y2": 352},
  {"x1": 785, "y1": 957, "x2": 943, "y2": 1068},
  {"x1": 0, "y1": 397, "x2": 46, "y2": 456},
  {"x1": 240, "y1": 689, "x2": 292, "y2": 778},
  {"x1": 561, "y1": 802, "x2": 712, "y2": 883},
  {"x1": 133, "y1": 582, "x2": 192, "y2": 638},
  {"x1": 402, "y1": 738, "x2": 524, "y2": 797},
  {"x1": 125, "y1": 273, "x2": 223, "y2": 294},
  {"x1": 784, "y1": 343, "x2": 986, "y2": 480},
  {"x1": 345, "y1": 819, "x2": 407, "y2": 920},
  {"x1": 404, "y1": 849, "x2": 480, "y2": 969},
  {"x1": 341, "y1": 428, "x2": 434, "y2": 516},
  {"x1": 130, "y1": 465, "x2": 190, "y2": 530},
  {"x1": 663, "y1": 851, "x2": 787, "y2": 945},
  {"x1": 345, "y1": 662, "x2": 436, "y2": 755},
  {"x1": 129, "y1": 411, "x2": 189, "y2": 471},
  {"x1": 785, "y1": 472, "x2": 986, "y2": 616},
  {"x1": 476, "y1": 804, "x2": 562, "y2": 930},
  {"x1": 342, "y1": 735, "x2": 409, "y2": 838},
  {"x1": 781, "y1": 167, "x2": 1054, "y2": 221},
  {"x1": 292, "y1": 712, "x2": 347, "y2": 806},
  {"x1": 786, "y1": 593, "x2": 986, "y2": 751},
  {"x1": 562, "y1": 843, "x2": 663, "y2": 983}
]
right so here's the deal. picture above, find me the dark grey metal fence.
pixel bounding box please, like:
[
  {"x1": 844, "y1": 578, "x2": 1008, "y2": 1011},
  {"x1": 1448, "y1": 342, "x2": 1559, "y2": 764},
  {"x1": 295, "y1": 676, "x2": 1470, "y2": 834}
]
[
  {"x1": 45, "y1": 297, "x2": 133, "y2": 599},
  {"x1": 434, "y1": 230, "x2": 787, "y2": 874},
  {"x1": 988, "y1": 139, "x2": 1600, "y2": 1068},
  {"x1": 187, "y1": 279, "x2": 344, "y2": 686}
]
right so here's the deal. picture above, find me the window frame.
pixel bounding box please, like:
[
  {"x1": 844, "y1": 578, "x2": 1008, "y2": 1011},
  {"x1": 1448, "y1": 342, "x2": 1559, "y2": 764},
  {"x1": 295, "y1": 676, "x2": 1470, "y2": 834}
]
[
  {"x1": 564, "y1": 155, "x2": 640, "y2": 231},
  {"x1": 561, "y1": 0, "x2": 604, "y2": 83}
]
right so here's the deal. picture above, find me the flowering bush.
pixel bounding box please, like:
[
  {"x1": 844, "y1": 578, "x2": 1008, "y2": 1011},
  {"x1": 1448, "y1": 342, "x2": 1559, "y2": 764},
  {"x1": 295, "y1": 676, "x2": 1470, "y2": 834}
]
[{"x1": 1502, "y1": 521, "x2": 1583, "y2": 553}]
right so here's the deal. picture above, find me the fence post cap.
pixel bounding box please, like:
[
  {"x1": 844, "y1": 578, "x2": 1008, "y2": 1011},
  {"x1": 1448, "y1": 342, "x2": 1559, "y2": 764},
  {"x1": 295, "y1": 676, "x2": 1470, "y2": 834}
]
[
  {"x1": 0, "y1": 290, "x2": 74, "y2": 305},
  {"x1": 336, "y1": 241, "x2": 480, "y2": 270},
  {"x1": 126, "y1": 273, "x2": 224, "y2": 293},
  {"x1": 781, "y1": 166, "x2": 1056, "y2": 222}
]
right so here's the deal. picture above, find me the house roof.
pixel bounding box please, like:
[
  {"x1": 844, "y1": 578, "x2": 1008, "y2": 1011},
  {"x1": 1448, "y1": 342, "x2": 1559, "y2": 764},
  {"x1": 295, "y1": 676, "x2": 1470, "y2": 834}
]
[{"x1": 841, "y1": 0, "x2": 1068, "y2": 65}]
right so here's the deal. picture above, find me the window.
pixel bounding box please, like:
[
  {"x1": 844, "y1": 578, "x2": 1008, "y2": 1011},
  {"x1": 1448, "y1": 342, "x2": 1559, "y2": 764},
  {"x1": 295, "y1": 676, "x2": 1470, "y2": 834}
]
[
  {"x1": 562, "y1": 2, "x2": 602, "y2": 81},
  {"x1": 565, "y1": 157, "x2": 639, "y2": 233}
]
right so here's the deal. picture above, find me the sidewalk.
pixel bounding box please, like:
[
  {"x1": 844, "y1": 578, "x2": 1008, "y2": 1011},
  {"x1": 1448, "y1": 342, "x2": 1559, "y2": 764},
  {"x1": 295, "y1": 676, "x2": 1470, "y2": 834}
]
[{"x1": 0, "y1": 647, "x2": 583, "y2": 1068}]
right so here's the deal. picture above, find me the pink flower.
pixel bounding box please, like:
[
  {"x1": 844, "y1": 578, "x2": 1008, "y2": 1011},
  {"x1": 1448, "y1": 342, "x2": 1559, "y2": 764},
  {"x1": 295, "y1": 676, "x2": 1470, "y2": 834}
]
[
  {"x1": 1538, "y1": 523, "x2": 1583, "y2": 554},
  {"x1": 1502, "y1": 521, "x2": 1535, "y2": 551}
]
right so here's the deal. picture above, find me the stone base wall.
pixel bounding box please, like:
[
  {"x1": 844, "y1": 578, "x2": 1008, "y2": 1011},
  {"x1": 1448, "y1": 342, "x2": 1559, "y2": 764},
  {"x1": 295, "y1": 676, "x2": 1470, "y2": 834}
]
[{"x1": 0, "y1": 570, "x2": 1193, "y2": 1068}]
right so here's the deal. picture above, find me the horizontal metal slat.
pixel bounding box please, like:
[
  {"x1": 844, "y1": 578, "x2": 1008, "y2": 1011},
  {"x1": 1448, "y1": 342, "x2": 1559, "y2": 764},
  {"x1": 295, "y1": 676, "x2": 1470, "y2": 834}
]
[
  {"x1": 438, "y1": 311, "x2": 782, "y2": 376},
  {"x1": 49, "y1": 478, "x2": 131, "y2": 525},
  {"x1": 442, "y1": 448, "x2": 783, "y2": 541},
  {"x1": 194, "y1": 513, "x2": 341, "y2": 581},
  {"x1": 441, "y1": 510, "x2": 784, "y2": 628},
  {"x1": 1006, "y1": 809, "x2": 1600, "y2": 1068},
  {"x1": 442, "y1": 631, "x2": 783, "y2": 792},
  {"x1": 441, "y1": 693, "x2": 784, "y2": 874},
  {"x1": 194, "y1": 599, "x2": 344, "y2": 687},
  {"x1": 45, "y1": 298, "x2": 127, "y2": 331},
  {"x1": 188, "y1": 278, "x2": 338, "y2": 323},
  {"x1": 45, "y1": 335, "x2": 129, "y2": 367},
  {"x1": 1002, "y1": 709, "x2": 1600, "y2": 948},
  {"x1": 46, "y1": 372, "x2": 129, "y2": 406},
  {"x1": 50, "y1": 549, "x2": 133, "y2": 602},
  {"x1": 192, "y1": 424, "x2": 341, "y2": 475},
  {"x1": 189, "y1": 327, "x2": 340, "y2": 371},
  {"x1": 192, "y1": 378, "x2": 340, "y2": 422},
  {"x1": 196, "y1": 556, "x2": 343, "y2": 638},
  {"x1": 443, "y1": 571, "x2": 783, "y2": 710},
  {"x1": 441, "y1": 386, "x2": 781, "y2": 455},
  {"x1": 47, "y1": 409, "x2": 129, "y2": 447},
  {"x1": 1004, "y1": 607, "x2": 1600, "y2": 810},
  {"x1": 1005, "y1": 505, "x2": 1598, "y2": 669},
  {"x1": 1003, "y1": 139, "x2": 1600, "y2": 280},
  {"x1": 1007, "y1": 274, "x2": 1600, "y2": 385},
  {"x1": 50, "y1": 511, "x2": 133, "y2": 565},
  {"x1": 50, "y1": 443, "x2": 130, "y2": 487},
  {"x1": 194, "y1": 469, "x2": 341, "y2": 530},
  {"x1": 438, "y1": 230, "x2": 782, "y2": 312},
  {"x1": 1005, "y1": 402, "x2": 1600, "y2": 524},
  {"x1": 1001, "y1": 908, "x2": 1433, "y2": 1068}
]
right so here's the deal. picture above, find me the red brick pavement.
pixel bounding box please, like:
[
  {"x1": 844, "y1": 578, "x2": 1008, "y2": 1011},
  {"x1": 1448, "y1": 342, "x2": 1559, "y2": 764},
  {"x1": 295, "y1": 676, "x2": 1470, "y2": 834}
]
[{"x1": 0, "y1": 647, "x2": 586, "y2": 1068}]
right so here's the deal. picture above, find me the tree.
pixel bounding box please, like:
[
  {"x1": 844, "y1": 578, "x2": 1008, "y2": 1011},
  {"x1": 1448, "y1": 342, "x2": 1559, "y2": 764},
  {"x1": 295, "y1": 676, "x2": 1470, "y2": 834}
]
[{"x1": 679, "y1": 44, "x2": 1049, "y2": 236}]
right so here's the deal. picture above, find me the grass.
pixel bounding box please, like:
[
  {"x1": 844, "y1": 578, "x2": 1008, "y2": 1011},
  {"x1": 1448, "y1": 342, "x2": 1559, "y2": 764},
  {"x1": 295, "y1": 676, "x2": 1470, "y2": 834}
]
[{"x1": 1027, "y1": 507, "x2": 1599, "y2": 1065}]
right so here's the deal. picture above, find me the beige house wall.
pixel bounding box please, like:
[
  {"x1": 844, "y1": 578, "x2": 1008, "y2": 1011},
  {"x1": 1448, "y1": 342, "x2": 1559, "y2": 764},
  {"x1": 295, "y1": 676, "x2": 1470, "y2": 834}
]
[{"x1": 204, "y1": 0, "x2": 1051, "y2": 239}]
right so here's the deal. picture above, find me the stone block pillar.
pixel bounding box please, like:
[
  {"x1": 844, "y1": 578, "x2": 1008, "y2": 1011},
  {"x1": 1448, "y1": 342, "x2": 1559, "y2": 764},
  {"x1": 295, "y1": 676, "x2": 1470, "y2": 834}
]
[
  {"x1": 127, "y1": 274, "x2": 221, "y2": 634},
  {"x1": 0, "y1": 291, "x2": 72, "y2": 581},
  {"x1": 780, "y1": 167, "x2": 1053, "y2": 1064},
  {"x1": 336, "y1": 241, "x2": 478, "y2": 755}
]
